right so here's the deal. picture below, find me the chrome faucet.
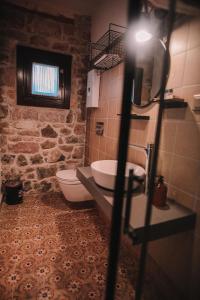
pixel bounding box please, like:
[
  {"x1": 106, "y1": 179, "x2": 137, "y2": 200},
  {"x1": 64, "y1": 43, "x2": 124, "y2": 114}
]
[{"x1": 128, "y1": 143, "x2": 154, "y2": 194}]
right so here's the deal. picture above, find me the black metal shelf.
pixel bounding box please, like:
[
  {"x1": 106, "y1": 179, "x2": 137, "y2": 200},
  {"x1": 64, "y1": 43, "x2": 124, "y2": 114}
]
[
  {"x1": 90, "y1": 23, "x2": 126, "y2": 71},
  {"x1": 117, "y1": 114, "x2": 150, "y2": 120},
  {"x1": 163, "y1": 99, "x2": 188, "y2": 109},
  {"x1": 193, "y1": 108, "x2": 200, "y2": 112},
  {"x1": 148, "y1": 98, "x2": 188, "y2": 108}
]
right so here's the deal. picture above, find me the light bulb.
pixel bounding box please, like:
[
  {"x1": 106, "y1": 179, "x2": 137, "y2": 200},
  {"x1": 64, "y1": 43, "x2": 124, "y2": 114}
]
[{"x1": 135, "y1": 30, "x2": 152, "y2": 43}]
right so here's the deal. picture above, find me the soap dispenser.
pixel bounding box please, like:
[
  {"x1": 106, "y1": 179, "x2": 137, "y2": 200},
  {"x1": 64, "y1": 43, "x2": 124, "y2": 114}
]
[{"x1": 153, "y1": 176, "x2": 167, "y2": 208}]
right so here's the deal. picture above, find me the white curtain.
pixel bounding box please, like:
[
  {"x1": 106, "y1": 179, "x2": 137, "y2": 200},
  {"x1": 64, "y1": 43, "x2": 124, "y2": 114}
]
[{"x1": 32, "y1": 63, "x2": 59, "y2": 97}]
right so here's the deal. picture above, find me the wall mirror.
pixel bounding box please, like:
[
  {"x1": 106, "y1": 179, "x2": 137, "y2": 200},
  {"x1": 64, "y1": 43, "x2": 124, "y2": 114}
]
[{"x1": 132, "y1": 37, "x2": 170, "y2": 108}]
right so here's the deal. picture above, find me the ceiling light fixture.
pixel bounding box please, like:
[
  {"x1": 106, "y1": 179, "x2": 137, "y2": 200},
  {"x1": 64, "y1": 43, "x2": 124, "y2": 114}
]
[{"x1": 135, "y1": 29, "x2": 153, "y2": 43}]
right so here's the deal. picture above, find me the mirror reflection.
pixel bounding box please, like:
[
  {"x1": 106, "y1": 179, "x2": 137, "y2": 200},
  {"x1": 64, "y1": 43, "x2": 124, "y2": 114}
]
[{"x1": 132, "y1": 38, "x2": 168, "y2": 107}]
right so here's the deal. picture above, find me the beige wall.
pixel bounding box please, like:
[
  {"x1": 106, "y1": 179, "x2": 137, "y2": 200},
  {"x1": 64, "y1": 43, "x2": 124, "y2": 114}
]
[
  {"x1": 150, "y1": 17, "x2": 200, "y2": 299},
  {"x1": 86, "y1": 64, "x2": 158, "y2": 167},
  {"x1": 91, "y1": 0, "x2": 127, "y2": 41},
  {"x1": 86, "y1": 64, "x2": 123, "y2": 164},
  {"x1": 86, "y1": 16, "x2": 200, "y2": 300}
]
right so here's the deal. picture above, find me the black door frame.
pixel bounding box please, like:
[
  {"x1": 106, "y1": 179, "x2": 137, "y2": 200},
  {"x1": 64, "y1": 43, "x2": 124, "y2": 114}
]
[{"x1": 105, "y1": 1, "x2": 176, "y2": 299}]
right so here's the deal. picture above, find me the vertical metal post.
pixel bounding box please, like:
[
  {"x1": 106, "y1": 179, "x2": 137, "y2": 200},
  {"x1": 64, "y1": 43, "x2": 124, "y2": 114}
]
[
  {"x1": 135, "y1": 1, "x2": 176, "y2": 299},
  {"x1": 124, "y1": 169, "x2": 134, "y2": 233},
  {"x1": 105, "y1": 1, "x2": 142, "y2": 300}
]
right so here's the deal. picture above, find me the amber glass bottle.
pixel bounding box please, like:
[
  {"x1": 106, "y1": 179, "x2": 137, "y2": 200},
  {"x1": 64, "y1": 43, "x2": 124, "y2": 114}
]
[{"x1": 153, "y1": 176, "x2": 167, "y2": 207}]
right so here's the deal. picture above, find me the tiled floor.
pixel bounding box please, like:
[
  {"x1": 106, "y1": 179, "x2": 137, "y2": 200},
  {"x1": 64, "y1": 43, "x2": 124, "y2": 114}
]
[
  {"x1": 0, "y1": 192, "x2": 161, "y2": 300},
  {"x1": 0, "y1": 193, "x2": 135, "y2": 300}
]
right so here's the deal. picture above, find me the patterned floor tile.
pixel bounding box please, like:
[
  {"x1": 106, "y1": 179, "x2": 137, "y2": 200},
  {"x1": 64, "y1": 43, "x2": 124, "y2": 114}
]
[{"x1": 0, "y1": 192, "x2": 163, "y2": 300}]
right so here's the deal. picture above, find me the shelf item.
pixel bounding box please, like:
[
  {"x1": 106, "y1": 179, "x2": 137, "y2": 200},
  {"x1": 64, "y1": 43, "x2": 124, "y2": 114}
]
[
  {"x1": 77, "y1": 167, "x2": 196, "y2": 245},
  {"x1": 152, "y1": 98, "x2": 187, "y2": 108},
  {"x1": 163, "y1": 99, "x2": 188, "y2": 109},
  {"x1": 117, "y1": 114, "x2": 150, "y2": 120},
  {"x1": 90, "y1": 23, "x2": 126, "y2": 71}
]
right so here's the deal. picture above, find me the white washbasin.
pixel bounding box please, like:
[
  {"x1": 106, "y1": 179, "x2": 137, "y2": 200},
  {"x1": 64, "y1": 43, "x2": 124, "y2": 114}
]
[{"x1": 91, "y1": 160, "x2": 145, "y2": 190}]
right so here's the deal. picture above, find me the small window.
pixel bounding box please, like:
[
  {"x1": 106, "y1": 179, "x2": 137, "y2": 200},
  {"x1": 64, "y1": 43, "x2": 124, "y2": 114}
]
[
  {"x1": 31, "y1": 63, "x2": 59, "y2": 97},
  {"x1": 17, "y1": 46, "x2": 72, "y2": 109}
]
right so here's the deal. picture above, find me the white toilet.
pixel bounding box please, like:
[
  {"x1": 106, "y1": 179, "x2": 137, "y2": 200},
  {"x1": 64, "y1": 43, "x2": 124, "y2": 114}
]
[{"x1": 56, "y1": 170, "x2": 93, "y2": 202}]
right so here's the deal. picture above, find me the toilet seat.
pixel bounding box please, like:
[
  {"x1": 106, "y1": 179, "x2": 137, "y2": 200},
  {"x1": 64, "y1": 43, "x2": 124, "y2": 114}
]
[{"x1": 56, "y1": 170, "x2": 80, "y2": 185}]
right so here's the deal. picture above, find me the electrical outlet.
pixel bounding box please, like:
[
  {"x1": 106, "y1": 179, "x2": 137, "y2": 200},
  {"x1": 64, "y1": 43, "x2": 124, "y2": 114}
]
[{"x1": 96, "y1": 122, "x2": 104, "y2": 136}]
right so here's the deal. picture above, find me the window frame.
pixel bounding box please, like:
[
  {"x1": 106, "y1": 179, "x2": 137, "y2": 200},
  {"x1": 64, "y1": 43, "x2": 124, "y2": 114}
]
[{"x1": 17, "y1": 45, "x2": 72, "y2": 109}]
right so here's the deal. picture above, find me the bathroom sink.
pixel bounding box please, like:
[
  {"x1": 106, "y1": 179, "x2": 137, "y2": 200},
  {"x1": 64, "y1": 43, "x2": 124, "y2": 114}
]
[{"x1": 91, "y1": 160, "x2": 145, "y2": 190}]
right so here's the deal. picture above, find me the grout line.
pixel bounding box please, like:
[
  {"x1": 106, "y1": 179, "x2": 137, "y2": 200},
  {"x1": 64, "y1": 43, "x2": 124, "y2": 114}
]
[
  {"x1": 168, "y1": 119, "x2": 178, "y2": 187},
  {"x1": 159, "y1": 149, "x2": 200, "y2": 163},
  {"x1": 167, "y1": 182, "x2": 197, "y2": 201},
  {"x1": 181, "y1": 83, "x2": 200, "y2": 89},
  {"x1": 171, "y1": 43, "x2": 200, "y2": 58}
]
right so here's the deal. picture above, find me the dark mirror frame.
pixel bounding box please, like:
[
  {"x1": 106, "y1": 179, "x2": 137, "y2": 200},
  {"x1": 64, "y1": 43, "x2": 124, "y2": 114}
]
[
  {"x1": 17, "y1": 45, "x2": 72, "y2": 109},
  {"x1": 132, "y1": 40, "x2": 171, "y2": 108}
]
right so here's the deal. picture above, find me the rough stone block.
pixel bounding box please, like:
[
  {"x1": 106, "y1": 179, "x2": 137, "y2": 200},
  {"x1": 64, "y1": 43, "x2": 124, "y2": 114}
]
[
  {"x1": 62, "y1": 23, "x2": 75, "y2": 36},
  {"x1": 8, "y1": 136, "x2": 22, "y2": 142},
  {"x1": 52, "y1": 42, "x2": 69, "y2": 52},
  {"x1": 19, "y1": 130, "x2": 40, "y2": 137},
  {"x1": 27, "y1": 16, "x2": 62, "y2": 39},
  {"x1": 30, "y1": 154, "x2": 44, "y2": 164},
  {"x1": 37, "y1": 166, "x2": 57, "y2": 180},
  {"x1": 8, "y1": 142, "x2": 39, "y2": 154},
  {"x1": 41, "y1": 125, "x2": 58, "y2": 138},
  {"x1": 1, "y1": 128, "x2": 16, "y2": 135},
  {"x1": 65, "y1": 135, "x2": 79, "y2": 144},
  {"x1": 74, "y1": 124, "x2": 85, "y2": 135},
  {"x1": 0, "y1": 135, "x2": 7, "y2": 146},
  {"x1": 47, "y1": 149, "x2": 64, "y2": 163},
  {"x1": 39, "y1": 112, "x2": 60, "y2": 123},
  {"x1": 58, "y1": 137, "x2": 64, "y2": 144},
  {"x1": 30, "y1": 35, "x2": 50, "y2": 47},
  {"x1": 22, "y1": 109, "x2": 38, "y2": 121},
  {"x1": 1, "y1": 154, "x2": 15, "y2": 164},
  {"x1": 60, "y1": 127, "x2": 71, "y2": 136},
  {"x1": 66, "y1": 110, "x2": 75, "y2": 123},
  {"x1": 11, "y1": 108, "x2": 22, "y2": 121},
  {"x1": 27, "y1": 173, "x2": 35, "y2": 179},
  {"x1": 0, "y1": 53, "x2": 10, "y2": 66},
  {"x1": 7, "y1": 88, "x2": 15, "y2": 99},
  {"x1": 14, "y1": 120, "x2": 37, "y2": 130},
  {"x1": 41, "y1": 140, "x2": 56, "y2": 149},
  {"x1": 17, "y1": 154, "x2": 28, "y2": 166},
  {"x1": 0, "y1": 29, "x2": 29, "y2": 43},
  {"x1": 23, "y1": 181, "x2": 32, "y2": 192},
  {"x1": 0, "y1": 104, "x2": 8, "y2": 118},
  {"x1": 26, "y1": 167, "x2": 35, "y2": 173},
  {"x1": 34, "y1": 180, "x2": 52, "y2": 192},
  {"x1": 72, "y1": 146, "x2": 84, "y2": 159},
  {"x1": 0, "y1": 67, "x2": 15, "y2": 87},
  {"x1": 59, "y1": 145, "x2": 73, "y2": 153}
]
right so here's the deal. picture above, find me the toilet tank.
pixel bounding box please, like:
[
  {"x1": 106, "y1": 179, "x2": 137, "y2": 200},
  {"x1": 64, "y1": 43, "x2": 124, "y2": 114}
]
[{"x1": 86, "y1": 69, "x2": 100, "y2": 108}]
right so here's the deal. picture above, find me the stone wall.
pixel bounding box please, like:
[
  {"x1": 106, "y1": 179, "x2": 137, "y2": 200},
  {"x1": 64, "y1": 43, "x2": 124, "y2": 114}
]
[{"x1": 0, "y1": 2, "x2": 90, "y2": 193}]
